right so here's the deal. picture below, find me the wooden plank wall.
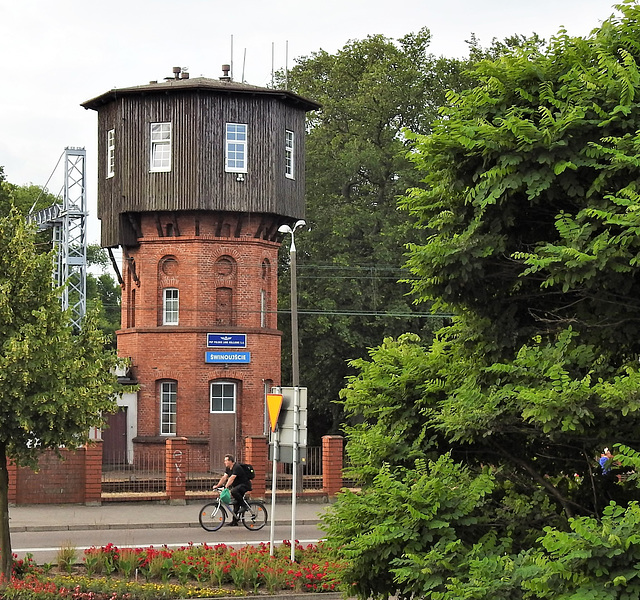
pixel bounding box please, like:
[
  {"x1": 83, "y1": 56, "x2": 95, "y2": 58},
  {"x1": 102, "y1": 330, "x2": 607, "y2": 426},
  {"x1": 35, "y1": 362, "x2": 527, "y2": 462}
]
[{"x1": 96, "y1": 91, "x2": 307, "y2": 247}]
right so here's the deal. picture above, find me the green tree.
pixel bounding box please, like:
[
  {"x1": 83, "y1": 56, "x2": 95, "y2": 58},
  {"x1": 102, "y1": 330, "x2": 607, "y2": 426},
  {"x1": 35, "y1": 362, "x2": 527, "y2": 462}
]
[
  {"x1": 0, "y1": 178, "x2": 122, "y2": 345},
  {"x1": 278, "y1": 29, "x2": 466, "y2": 441},
  {"x1": 1, "y1": 182, "x2": 58, "y2": 219},
  {"x1": 324, "y1": 3, "x2": 640, "y2": 598},
  {"x1": 86, "y1": 245, "x2": 122, "y2": 348},
  {"x1": 0, "y1": 207, "x2": 126, "y2": 580},
  {"x1": 403, "y1": 4, "x2": 640, "y2": 357}
]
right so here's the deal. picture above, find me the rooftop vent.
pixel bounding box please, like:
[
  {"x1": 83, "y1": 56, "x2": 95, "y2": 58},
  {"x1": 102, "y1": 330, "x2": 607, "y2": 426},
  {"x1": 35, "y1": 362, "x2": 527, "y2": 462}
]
[
  {"x1": 220, "y1": 64, "x2": 231, "y2": 82},
  {"x1": 165, "y1": 67, "x2": 190, "y2": 81}
]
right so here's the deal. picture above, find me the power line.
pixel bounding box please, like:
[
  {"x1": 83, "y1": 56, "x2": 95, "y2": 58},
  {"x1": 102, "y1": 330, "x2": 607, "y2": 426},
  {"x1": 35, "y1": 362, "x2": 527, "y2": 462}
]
[{"x1": 96, "y1": 303, "x2": 448, "y2": 319}]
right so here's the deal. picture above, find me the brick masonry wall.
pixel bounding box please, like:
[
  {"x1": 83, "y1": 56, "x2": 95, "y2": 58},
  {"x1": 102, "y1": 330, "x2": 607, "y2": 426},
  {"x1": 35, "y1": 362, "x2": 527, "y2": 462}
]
[
  {"x1": 322, "y1": 436, "x2": 344, "y2": 496},
  {"x1": 244, "y1": 435, "x2": 268, "y2": 498},
  {"x1": 119, "y1": 211, "x2": 282, "y2": 467},
  {"x1": 9, "y1": 445, "x2": 101, "y2": 505}
]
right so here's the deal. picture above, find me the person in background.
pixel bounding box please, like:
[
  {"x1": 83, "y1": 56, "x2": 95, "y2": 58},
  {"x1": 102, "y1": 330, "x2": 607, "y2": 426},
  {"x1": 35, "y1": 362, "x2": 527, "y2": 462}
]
[
  {"x1": 599, "y1": 447, "x2": 615, "y2": 474},
  {"x1": 215, "y1": 454, "x2": 252, "y2": 526}
]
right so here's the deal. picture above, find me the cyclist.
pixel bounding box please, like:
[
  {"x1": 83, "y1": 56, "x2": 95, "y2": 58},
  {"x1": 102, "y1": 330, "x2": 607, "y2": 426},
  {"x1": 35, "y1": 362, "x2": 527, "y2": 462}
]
[{"x1": 215, "y1": 454, "x2": 252, "y2": 526}]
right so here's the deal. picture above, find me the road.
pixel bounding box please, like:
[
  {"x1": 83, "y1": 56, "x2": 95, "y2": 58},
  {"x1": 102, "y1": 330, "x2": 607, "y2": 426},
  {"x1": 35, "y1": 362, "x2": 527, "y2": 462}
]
[{"x1": 11, "y1": 522, "x2": 324, "y2": 565}]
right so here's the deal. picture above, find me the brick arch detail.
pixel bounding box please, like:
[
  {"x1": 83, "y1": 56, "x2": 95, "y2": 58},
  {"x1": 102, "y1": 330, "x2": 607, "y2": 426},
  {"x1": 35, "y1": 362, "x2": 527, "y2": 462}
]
[{"x1": 154, "y1": 371, "x2": 181, "y2": 381}]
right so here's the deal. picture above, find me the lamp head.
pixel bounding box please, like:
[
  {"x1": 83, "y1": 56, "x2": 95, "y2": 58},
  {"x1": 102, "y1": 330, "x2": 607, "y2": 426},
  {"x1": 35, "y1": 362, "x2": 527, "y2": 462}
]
[{"x1": 279, "y1": 220, "x2": 306, "y2": 236}]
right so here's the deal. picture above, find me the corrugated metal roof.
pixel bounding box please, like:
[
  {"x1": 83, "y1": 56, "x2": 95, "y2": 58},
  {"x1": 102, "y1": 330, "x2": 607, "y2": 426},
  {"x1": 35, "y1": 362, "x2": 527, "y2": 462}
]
[{"x1": 81, "y1": 76, "x2": 321, "y2": 111}]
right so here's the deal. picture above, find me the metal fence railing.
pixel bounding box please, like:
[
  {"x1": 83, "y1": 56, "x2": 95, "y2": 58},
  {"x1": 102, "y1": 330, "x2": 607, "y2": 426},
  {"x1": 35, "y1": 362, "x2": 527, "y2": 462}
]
[
  {"x1": 267, "y1": 446, "x2": 323, "y2": 491},
  {"x1": 103, "y1": 446, "x2": 325, "y2": 496},
  {"x1": 101, "y1": 450, "x2": 166, "y2": 497}
]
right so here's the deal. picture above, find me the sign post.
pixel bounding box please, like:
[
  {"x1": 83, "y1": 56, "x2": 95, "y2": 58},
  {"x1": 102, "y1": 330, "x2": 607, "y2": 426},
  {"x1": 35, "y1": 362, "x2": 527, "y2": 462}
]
[
  {"x1": 266, "y1": 393, "x2": 283, "y2": 556},
  {"x1": 278, "y1": 219, "x2": 306, "y2": 562}
]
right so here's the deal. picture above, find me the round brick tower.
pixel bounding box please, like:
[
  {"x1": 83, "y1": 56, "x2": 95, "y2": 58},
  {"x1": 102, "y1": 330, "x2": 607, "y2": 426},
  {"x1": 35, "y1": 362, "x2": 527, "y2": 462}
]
[{"x1": 82, "y1": 68, "x2": 320, "y2": 469}]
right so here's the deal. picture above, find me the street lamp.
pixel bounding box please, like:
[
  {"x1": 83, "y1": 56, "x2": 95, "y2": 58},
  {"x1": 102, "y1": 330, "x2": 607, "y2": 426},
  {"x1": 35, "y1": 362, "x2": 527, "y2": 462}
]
[
  {"x1": 278, "y1": 219, "x2": 305, "y2": 562},
  {"x1": 278, "y1": 220, "x2": 305, "y2": 388}
]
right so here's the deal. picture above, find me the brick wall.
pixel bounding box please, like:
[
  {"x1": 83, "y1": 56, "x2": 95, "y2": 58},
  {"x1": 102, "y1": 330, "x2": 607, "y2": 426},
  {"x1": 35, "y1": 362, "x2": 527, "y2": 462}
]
[
  {"x1": 118, "y1": 211, "x2": 282, "y2": 468},
  {"x1": 322, "y1": 436, "x2": 344, "y2": 496},
  {"x1": 9, "y1": 442, "x2": 103, "y2": 505}
]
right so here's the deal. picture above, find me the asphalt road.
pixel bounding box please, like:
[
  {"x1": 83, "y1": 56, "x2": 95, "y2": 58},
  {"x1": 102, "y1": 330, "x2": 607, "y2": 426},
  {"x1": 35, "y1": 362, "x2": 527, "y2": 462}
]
[{"x1": 10, "y1": 522, "x2": 324, "y2": 565}]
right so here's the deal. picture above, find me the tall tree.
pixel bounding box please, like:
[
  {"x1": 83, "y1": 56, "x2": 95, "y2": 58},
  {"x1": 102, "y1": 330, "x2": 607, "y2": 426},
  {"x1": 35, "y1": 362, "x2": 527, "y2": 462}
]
[
  {"x1": 0, "y1": 205, "x2": 125, "y2": 580},
  {"x1": 278, "y1": 30, "x2": 466, "y2": 441},
  {"x1": 0, "y1": 179, "x2": 121, "y2": 345},
  {"x1": 324, "y1": 3, "x2": 640, "y2": 598}
]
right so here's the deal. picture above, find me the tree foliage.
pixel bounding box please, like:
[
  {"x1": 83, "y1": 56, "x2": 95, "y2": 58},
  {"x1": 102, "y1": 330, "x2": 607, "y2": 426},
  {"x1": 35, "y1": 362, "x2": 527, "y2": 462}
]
[
  {"x1": 0, "y1": 176, "x2": 121, "y2": 345},
  {"x1": 278, "y1": 29, "x2": 467, "y2": 441},
  {"x1": 402, "y1": 2, "x2": 640, "y2": 356},
  {"x1": 324, "y1": 3, "x2": 640, "y2": 598},
  {"x1": 0, "y1": 180, "x2": 58, "y2": 220},
  {"x1": 0, "y1": 204, "x2": 126, "y2": 580}
]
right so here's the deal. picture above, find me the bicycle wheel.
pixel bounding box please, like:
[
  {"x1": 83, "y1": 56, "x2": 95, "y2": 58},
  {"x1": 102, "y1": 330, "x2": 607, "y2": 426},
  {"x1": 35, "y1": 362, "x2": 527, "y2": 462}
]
[
  {"x1": 199, "y1": 502, "x2": 226, "y2": 531},
  {"x1": 242, "y1": 501, "x2": 268, "y2": 531}
]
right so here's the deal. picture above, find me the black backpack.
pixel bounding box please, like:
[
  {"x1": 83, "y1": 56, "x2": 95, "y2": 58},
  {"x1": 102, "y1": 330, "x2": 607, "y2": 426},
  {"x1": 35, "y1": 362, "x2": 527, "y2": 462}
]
[{"x1": 240, "y1": 463, "x2": 256, "y2": 480}]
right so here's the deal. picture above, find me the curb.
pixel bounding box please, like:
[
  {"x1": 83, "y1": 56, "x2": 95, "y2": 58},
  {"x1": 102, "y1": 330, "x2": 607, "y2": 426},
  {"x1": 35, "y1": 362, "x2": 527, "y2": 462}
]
[
  {"x1": 10, "y1": 518, "x2": 322, "y2": 534},
  {"x1": 206, "y1": 595, "x2": 345, "y2": 600}
]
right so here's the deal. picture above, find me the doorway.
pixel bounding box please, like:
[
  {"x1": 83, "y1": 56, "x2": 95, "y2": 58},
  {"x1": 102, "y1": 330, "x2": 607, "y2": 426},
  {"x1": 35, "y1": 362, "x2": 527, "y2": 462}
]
[
  {"x1": 209, "y1": 413, "x2": 236, "y2": 469},
  {"x1": 103, "y1": 407, "x2": 128, "y2": 464}
]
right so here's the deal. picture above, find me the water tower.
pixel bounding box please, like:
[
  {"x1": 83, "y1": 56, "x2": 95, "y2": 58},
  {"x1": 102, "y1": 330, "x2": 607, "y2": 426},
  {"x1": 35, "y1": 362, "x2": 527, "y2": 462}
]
[{"x1": 82, "y1": 67, "x2": 319, "y2": 468}]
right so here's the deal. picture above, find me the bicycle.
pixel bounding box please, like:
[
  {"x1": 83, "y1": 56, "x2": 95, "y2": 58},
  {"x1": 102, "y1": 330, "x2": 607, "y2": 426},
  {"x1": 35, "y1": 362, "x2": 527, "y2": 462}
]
[{"x1": 199, "y1": 488, "x2": 268, "y2": 532}]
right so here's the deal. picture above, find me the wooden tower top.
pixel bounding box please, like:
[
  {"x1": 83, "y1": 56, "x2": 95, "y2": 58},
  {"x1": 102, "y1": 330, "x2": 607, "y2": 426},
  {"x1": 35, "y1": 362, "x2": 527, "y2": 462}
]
[{"x1": 82, "y1": 70, "x2": 320, "y2": 248}]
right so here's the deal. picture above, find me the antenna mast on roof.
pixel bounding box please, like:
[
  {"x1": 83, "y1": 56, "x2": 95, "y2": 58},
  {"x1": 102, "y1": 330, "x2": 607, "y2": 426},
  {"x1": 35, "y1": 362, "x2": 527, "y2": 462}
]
[
  {"x1": 242, "y1": 48, "x2": 246, "y2": 83},
  {"x1": 230, "y1": 34, "x2": 234, "y2": 81},
  {"x1": 285, "y1": 40, "x2": 289, "y2": 89},
  {"x1": 271, "y1": 42, "x2": 275, "y2": 87}
]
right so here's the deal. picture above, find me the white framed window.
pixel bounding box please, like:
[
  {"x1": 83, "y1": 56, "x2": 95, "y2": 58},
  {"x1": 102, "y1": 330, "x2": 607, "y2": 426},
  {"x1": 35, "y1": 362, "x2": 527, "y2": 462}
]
[
  {"x1": 285, "y1": 130, "x2": 295, "y2": 179},
  {"x1": 163, "y1": 288, "x2": 179, "y2": 325},
  {"x1": 150, "y1": 122, "x2": 172, "y2": 172},
  {"x1": 225, "y1": 123, "x2": 247, "y2": 173},
  {"x1": 106, "y1": 129, "x2": 115, "y2": 178},
  {"x1": 210, "y1": 381, "x2": 236, "y2": 413},
  {"x1": 160, "y1": 381, "x2": 177, "y2": 435}
]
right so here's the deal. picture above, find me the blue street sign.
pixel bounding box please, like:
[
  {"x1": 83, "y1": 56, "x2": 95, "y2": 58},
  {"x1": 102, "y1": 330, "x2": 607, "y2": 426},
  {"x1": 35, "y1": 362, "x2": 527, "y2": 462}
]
[
  {"x1": 207, "y1": 333, "x2": 247, "y2": 348},
  {"x1": 205, "y1": 351, "x2": 251, "y2": 364}
]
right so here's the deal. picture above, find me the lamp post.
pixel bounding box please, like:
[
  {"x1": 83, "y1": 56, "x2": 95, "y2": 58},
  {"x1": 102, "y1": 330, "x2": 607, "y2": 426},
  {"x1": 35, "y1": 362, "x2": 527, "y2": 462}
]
[{"x1": 278, "y1": 219, "x2": 305, "y2": 562}]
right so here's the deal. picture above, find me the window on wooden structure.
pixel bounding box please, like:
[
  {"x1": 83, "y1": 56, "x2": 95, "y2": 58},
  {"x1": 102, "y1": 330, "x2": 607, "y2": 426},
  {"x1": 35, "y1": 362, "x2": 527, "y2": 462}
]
[
  {"x1": 150, "y1": 122, "x2": 172, "y2": 172},
  {"x1": 225, "y1": 123, "x2": 247, "y2": 173},
  {"x1": 163, "y1": 288, "x2": 179, "y2": 325},
  {"x1": 210, "y1": 381, "x2": 236, "y2": 413},
  {"x1": 106, "y1": 129, "x2": 115, "y2": 178},
  {"x1": 285, "y1": 129, "x2": 295, "y2": 179},
  {"x1": 160, "y1": 381, "x2": 177, "y2": 435}
]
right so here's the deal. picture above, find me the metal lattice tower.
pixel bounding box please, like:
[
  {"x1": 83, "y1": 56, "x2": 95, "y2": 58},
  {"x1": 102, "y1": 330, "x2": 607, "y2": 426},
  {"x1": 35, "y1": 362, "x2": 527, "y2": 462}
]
[{"x1": 31, "y1": 147, "x2": 87, "y2": 329}]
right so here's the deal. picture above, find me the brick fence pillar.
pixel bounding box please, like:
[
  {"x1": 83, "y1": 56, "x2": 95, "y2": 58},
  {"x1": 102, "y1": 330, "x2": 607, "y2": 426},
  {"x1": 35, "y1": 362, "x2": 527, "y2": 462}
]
[
  {"x1": 166, "y1": 437, "x2": 188, "y2": 504},
  {"x1": 322, "y1": 435, "x2": 344, "y2": 497},
  {"x1": 7, "y1": 461, "x2": 17, "y2": 505},
  {"x1": 244, "y1": 436, "x2": 268, "y2": 499},
  {"x1": 84, "y1": 441, "x2": 103, "y2": 505}
]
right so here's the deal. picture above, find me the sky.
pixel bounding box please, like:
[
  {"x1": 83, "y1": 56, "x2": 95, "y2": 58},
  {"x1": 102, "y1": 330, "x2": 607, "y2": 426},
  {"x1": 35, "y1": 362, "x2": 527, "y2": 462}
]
[{"x1": 0, "y1": 0, "x2": 618, "y2": 244}]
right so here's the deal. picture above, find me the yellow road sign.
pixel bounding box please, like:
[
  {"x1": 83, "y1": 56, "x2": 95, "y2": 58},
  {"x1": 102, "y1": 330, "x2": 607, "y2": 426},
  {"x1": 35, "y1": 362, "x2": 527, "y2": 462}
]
[{"x1": 266, "y1": 393, "x2": 283, "y2": 432}]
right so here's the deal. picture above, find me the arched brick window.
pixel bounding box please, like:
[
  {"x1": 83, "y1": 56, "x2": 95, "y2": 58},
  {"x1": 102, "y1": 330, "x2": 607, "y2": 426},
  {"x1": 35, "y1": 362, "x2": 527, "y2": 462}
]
[
  {"x1": 159, "y1": 380, "x2": 177, "y2": 435},
  {"x1": 215, "y1": 256, "x2": 236, "y2": 325},
  {"x1": 158, "y1": 256, "x2": 179, "y2": 326},
  {"x1": 261, "y1": 259, "x2": 271, "y2": 328},
  {"x1": 216, "y1": 287, "x2": 233, "y2": 325}
]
